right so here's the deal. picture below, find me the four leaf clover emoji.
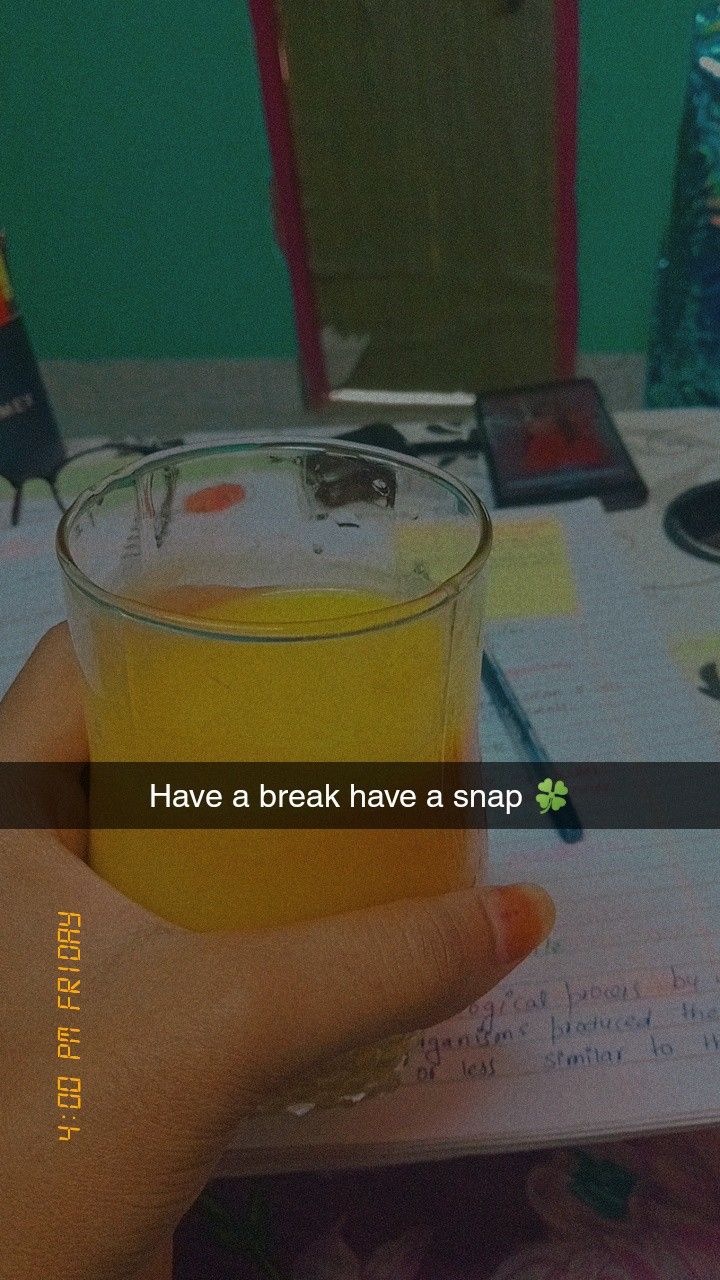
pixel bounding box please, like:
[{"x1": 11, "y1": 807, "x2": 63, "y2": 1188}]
[{"x1": 535, "y1": 778, "x2": 568, "y2": 813}]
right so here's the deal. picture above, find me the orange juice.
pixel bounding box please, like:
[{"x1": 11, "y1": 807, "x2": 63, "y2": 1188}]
[
  {"x1": 86, "y1": 584, "x2": 484, "y2": 932},
  {"x1": 59, "y1": 439, "x2": 491, "y2": 1107}
]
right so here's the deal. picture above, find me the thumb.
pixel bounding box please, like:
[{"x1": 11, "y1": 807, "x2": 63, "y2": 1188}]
[{"x1": 204, "y1": 883, "x2": 554, "y2": 1099}]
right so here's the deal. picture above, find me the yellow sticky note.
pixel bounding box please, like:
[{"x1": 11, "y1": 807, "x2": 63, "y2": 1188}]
[
  {"x1": 670, "y1": 632, "x2": 720, "y2": 689},
  {"x1": 397, "y1": 516, "x2": 577, "y2": 620},
  {"x1": 0, "y1": 251, "x2": 12, "y2": 304},
  {"x1": 396, "y1": 522, "x2": 480, "y2": 586},
  {"x1": 487, "y1": 518, "x2": 578, "y2": 620}
]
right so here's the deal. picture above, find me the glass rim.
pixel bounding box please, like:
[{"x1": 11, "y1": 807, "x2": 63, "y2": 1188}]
[{"x1": 55, "y1": 437, "x2": 493, "y2": 642}]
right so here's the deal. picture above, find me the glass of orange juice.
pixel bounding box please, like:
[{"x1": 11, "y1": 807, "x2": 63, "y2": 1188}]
[{"x1": 56, "y1": 438, "x2": 492, "y2": 1109}]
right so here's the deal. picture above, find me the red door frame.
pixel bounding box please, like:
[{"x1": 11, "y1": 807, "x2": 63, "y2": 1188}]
[
  {"x1": 249, "y1": 0, "x2": 578, "y2": 404},
  {"x1": 555, "y1": 0, "x2": 580, "y2": 378},
  {"x1": 248, "y1": 0, "x2": 330, "y2": 408}
]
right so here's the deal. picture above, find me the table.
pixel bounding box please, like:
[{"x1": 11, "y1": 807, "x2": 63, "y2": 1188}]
[{"x1": 5, "y1": 407, "x2": 720, "y2": 1277}]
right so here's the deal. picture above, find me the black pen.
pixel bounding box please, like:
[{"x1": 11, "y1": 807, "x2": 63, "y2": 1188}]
[{"x1": 482, "y1": 645, "x2": 583, "y2": 844}]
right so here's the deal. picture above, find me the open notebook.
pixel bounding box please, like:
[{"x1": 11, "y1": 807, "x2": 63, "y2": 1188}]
[
  {"x1": 224, "y1": 501, "x2": 720, "y2": 1173},
  {"x1": 1, "y1": 496, "x2": 719, "y2": 1175}
]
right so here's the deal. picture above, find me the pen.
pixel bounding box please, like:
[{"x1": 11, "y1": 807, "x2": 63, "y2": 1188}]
[{"x1": 482, "y1": 645, "x2": 583, "y2": 843}]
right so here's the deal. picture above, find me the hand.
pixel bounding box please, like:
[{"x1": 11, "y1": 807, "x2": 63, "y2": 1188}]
[{"x1": 0, "y1": 625, "x2": 555, "y2": 1280}]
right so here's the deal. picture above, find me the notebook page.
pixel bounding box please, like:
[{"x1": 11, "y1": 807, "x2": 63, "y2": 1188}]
[
  {"x1": 223, "y1": 504, "x2": 720, "y2": 1173},
  {"x1": 225, "y1": 830, "x2": 720, "y2": 1174},
  {"x1": 484, "y1": 503, "x2": 720, "y2": 764}
]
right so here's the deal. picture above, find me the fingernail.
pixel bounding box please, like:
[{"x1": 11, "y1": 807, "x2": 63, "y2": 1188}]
[{"x1": 483, "y1": 884, "x2": 556, "y2": 967}]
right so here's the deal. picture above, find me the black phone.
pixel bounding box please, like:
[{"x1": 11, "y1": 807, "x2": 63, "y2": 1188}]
[
  {"x1": 478, "y1": 378, "x2": 648, "y2": 511},
  {"x1": 0, "y1": 315, "x2": 66, "y2": 486}
]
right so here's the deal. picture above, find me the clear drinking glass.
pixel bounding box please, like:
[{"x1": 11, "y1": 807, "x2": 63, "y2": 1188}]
[{"x1": 56, "y1": 439, "x2": 492, "y2": 1110}]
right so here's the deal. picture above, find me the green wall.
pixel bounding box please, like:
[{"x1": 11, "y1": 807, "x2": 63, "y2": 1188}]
[
  {"x1": 0, "y1": 2, "x2": 702, "y2": 359},
  {"x1": 0, "y1": 2, "x2": 297, "y2": 359},
  {"x1": 578, "y1": 0, "x2": 697, "y2": 352}
]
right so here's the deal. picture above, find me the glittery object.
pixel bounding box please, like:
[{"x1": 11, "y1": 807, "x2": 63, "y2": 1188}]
[{"x1": 647, "y1": 6, "x2": 720, "y2": 407}]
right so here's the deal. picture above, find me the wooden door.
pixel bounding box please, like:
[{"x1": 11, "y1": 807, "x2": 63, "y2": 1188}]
[{"x1": 264, "y1": 0, "x2": 577, "y2": 398}]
